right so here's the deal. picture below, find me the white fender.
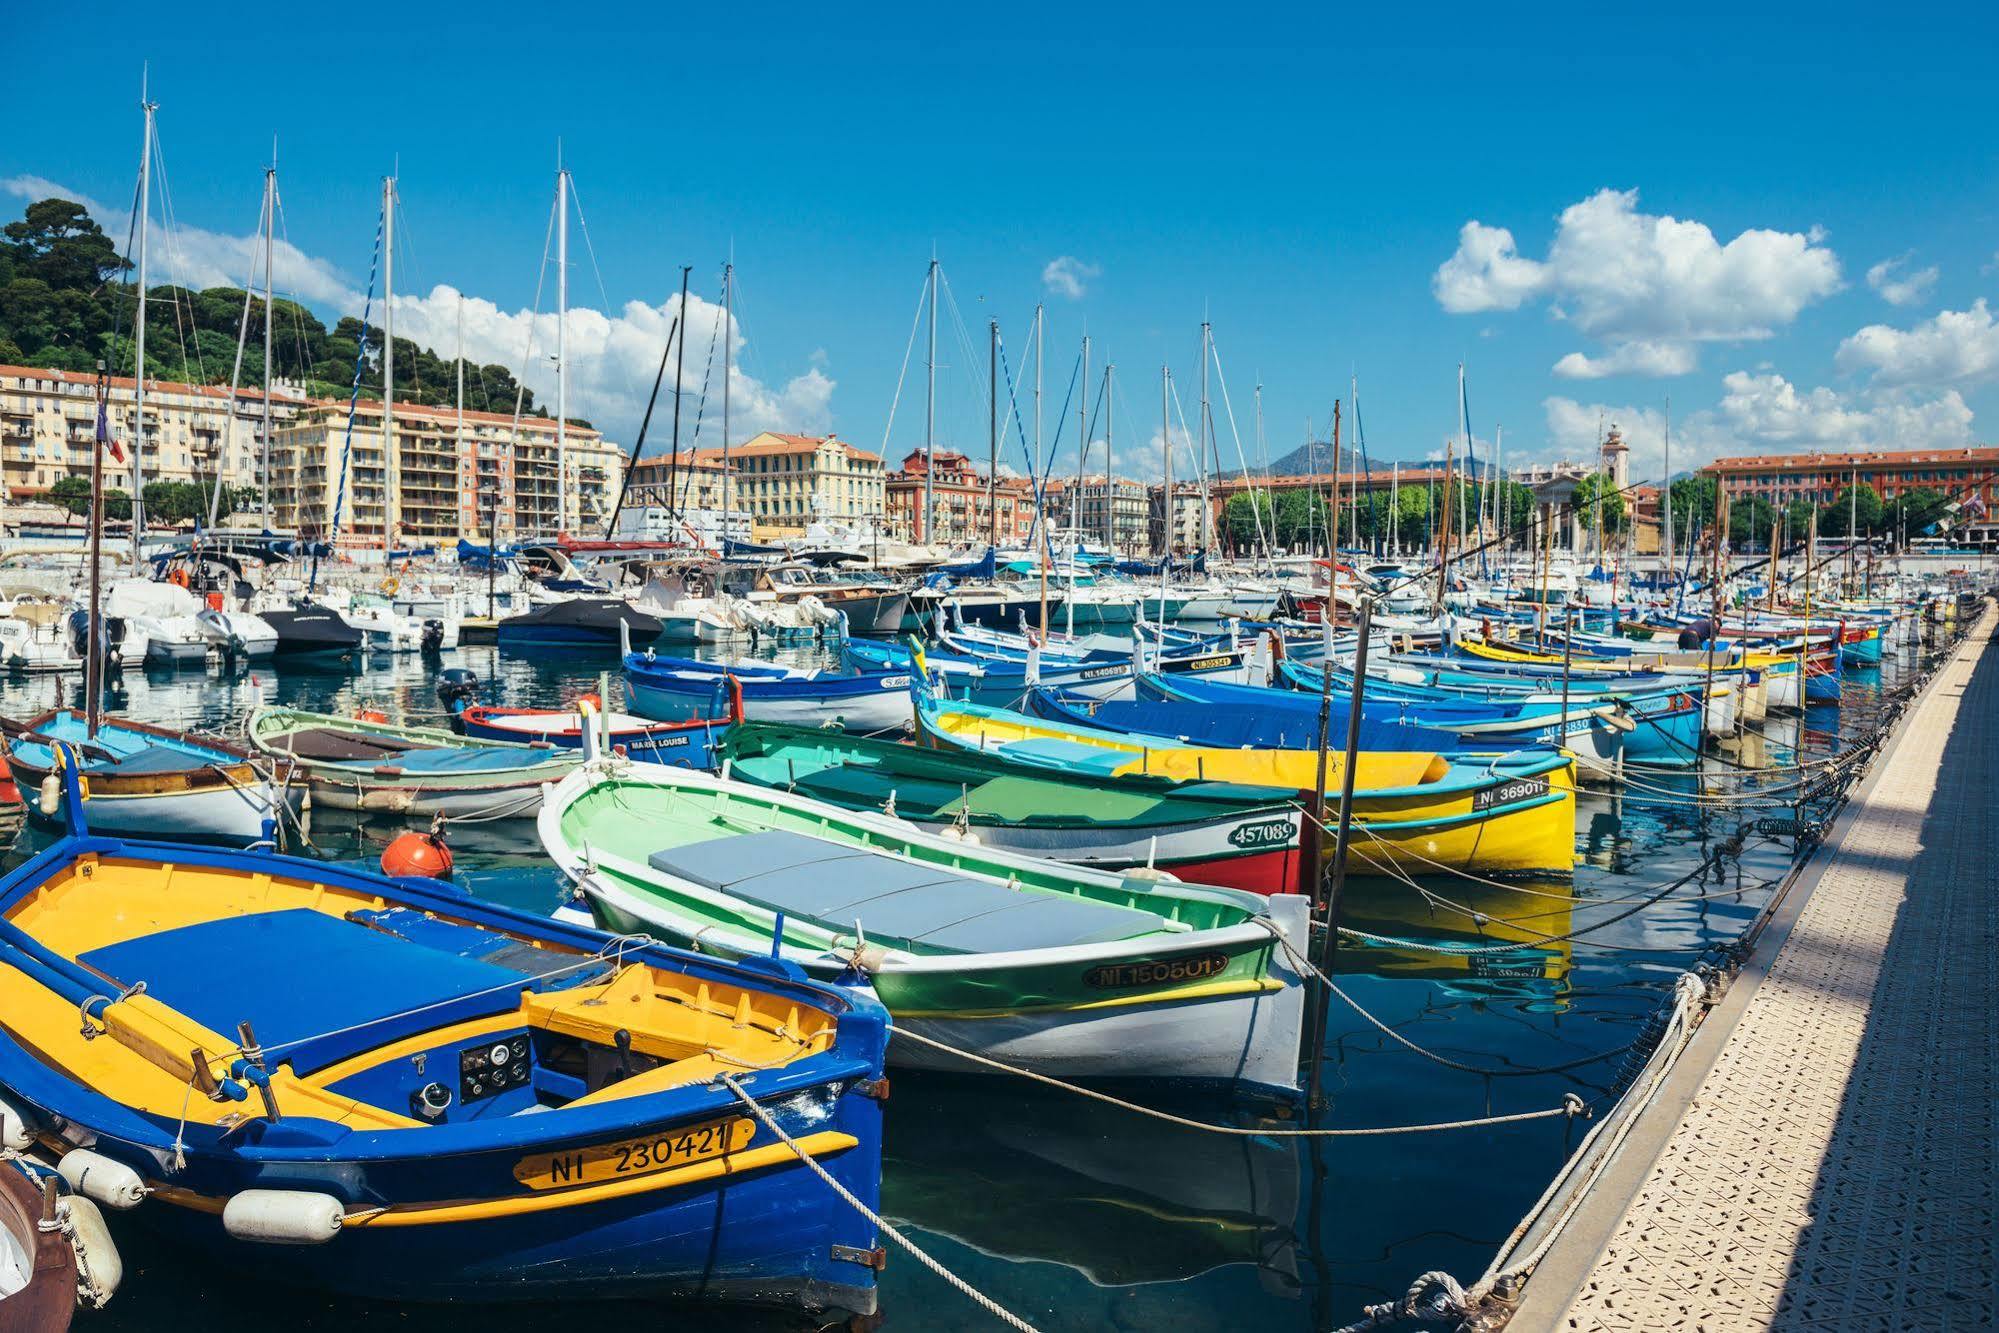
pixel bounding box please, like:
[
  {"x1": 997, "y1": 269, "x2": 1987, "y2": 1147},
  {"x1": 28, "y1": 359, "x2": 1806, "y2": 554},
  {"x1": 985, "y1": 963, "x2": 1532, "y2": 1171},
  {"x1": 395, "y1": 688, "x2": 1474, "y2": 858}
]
[
  {"x1": 0, "y1": 1096, "x2": 33, "y2": 1150},
  {"x1": 64, "y1": 1194, "x2": 123, "y2": 1305},
  {"x1": 222, "y1": 1188, "x2": 345, "y2": 1244},
  {"x1": 57, "y1": 1149, "x2": 147, "y2": 1210}
]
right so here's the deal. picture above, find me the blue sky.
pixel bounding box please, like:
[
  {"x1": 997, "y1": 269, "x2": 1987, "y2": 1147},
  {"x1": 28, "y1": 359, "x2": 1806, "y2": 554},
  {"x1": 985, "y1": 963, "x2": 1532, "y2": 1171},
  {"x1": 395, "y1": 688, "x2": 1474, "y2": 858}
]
[{"x1": 7, "y1": 1, "x2": 1996, "y2": 484}]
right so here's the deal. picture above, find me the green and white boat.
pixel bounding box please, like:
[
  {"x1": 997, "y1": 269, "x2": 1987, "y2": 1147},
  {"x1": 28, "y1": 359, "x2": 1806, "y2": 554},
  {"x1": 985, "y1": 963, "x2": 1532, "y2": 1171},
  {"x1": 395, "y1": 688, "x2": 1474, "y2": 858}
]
[
  {"x1": 248, "y1": 705, "x2": 579, "y2": 818},
  {"x1": 537, "y1": 752, "x2": 1310, "y2": 1093}
]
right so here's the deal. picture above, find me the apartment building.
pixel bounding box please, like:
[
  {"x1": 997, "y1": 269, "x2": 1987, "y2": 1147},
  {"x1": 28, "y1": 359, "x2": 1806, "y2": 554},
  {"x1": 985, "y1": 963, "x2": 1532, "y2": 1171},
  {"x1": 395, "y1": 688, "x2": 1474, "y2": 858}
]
[
  {"x1": 718, "y1": 432, "x2": 885, "y2": 538},
  {"x1": 1702, "y1": 446, "x2": 1999, "y2": 507},
  {"x1": 1046, "y1": 474, "x2": 1150, "y2": 553},
  {"x1": 884, "y1": 449, "x2": 1036, "y2": 545},
  {"x1": 0, "y1": 362, "x2": 306, "y2": 503},
  {"x1": 269, "y1": 399, "x2": 624, "y2": 549}
]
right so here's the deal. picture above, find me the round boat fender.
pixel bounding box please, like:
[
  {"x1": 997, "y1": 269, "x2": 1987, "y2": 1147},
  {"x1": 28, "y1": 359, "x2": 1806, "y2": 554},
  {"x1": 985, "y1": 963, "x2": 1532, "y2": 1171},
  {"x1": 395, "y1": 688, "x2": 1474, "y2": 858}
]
[
  {"x1": 65, "y1": 1193, "x2": 123, "y2": 1305},
  {"x1": 56, "y1": 1149, "x2": 146, "y2": 1210},
  {"x1": 0, "y1": 1095, "x2": 35, "y2": 1150},
  {"x1": 222, "y1": 1188, "x2": 344, "y2": 1244}
]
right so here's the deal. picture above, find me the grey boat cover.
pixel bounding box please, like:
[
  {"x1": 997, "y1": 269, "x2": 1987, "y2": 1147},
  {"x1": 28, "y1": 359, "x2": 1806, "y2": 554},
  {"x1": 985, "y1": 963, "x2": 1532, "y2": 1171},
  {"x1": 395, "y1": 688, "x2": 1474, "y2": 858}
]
[{"x1": 649, "y1": 828, "x2": 1168, "y2": 954}]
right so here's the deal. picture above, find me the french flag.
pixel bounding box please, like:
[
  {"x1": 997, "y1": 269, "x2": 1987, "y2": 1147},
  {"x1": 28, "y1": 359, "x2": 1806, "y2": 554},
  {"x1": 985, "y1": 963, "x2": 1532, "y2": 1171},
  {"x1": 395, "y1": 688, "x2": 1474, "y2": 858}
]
[{"x1": 98, "y1": 398, "x2": 125, "y2": 463}]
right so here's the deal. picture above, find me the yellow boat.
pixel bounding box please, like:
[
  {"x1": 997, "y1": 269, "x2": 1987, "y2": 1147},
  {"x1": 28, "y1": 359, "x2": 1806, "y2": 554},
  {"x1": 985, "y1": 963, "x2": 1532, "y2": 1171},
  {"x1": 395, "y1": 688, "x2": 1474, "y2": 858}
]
[{"x1": 914, "y1": 693, "x2": 1579, "y2": 879}]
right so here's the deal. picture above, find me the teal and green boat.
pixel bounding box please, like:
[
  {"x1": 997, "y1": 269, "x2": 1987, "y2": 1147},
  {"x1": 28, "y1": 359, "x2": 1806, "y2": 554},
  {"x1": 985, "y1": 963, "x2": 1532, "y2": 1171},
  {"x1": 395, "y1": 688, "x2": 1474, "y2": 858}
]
[{"x1": 717, "y1": 721, "x2": 1311, "y2": 895}]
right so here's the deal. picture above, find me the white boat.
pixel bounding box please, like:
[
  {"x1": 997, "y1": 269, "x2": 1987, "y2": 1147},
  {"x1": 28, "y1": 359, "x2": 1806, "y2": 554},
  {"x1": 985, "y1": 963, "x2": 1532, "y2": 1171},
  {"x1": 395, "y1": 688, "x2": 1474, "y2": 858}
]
[{"x1": 99, "y1": 579, "x2": 212, "y2": 668}]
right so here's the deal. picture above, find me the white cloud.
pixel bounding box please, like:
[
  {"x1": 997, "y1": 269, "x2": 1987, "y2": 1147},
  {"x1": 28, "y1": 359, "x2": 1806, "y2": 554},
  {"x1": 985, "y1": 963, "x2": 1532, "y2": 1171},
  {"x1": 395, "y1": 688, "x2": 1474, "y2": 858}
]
[
  {"x1": 1432, "y1": 221, "x2": 1549, "y2": 312},
  {"x1": 1041, "y1": 255, "x2": 1100, "y2": 301},
  {"x1": 1544, "y1": 371, "x2": 1973, "y2": 476},
  {"x1": 3, "y1": 174, "x2": 354, "y2": 306},
  {"x1": 1865, "y1": 254, "x2": 1938, "y2": 307},
  {"x1": 1552, "y1": 340, "x2": 1698, "y2": 380},
  {"x1": 388, "y1": 284, "x2": 835, "y2": 453},
  {"x1": 1437, "y1": 188, "x2": 1842, "y2": 379},
  {"x1": 3, "y1": 174, "x2": 832, "y2": 448},
  {"x1": 1836, "y1": 300, "x2": 1999, "y2": 388}
]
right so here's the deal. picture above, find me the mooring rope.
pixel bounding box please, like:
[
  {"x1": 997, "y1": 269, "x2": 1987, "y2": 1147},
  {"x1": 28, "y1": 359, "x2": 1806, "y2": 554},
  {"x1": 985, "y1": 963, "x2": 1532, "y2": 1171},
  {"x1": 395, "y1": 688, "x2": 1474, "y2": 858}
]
[
  {"x1": 716, "y1": 1072, "x2": 1044, "y2": 1333},
  {"x1": 885, "y1": 1026, "x2": 1585, "y2": 1135}
]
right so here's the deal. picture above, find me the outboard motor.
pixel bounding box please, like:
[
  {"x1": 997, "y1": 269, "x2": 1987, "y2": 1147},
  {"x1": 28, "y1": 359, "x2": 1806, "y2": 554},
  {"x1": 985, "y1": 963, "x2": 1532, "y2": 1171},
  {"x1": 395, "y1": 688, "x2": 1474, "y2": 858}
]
[
  {"x1": 420, "y1": 618, "x2": 446, "y2": 656},
  {"x1": 435, "y1": 667, "x2": 481, "y2": 726},
  {"x1": 66, "y1": 610, "x2": 126, "y2": 667}
]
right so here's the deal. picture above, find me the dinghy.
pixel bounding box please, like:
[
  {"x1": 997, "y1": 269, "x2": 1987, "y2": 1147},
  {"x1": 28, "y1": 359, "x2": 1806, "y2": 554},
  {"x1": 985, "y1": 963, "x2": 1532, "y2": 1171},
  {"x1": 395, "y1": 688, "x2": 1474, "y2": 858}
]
[
  {"x1": 0, "y1": 789, "x2": 888, "y2": 1313},
  {"x1": 539, "y1": 752, "x2": 1309, "y2": 1092},
  {"x1": 451, "y1": 689, "x2": 738, "y2": 770},
  {"x1": 247, "y1": 707, "x2": 578, "y2": 818},
  {"x1": 2, "y1": 711, "x2": 293, "y2": 844}
]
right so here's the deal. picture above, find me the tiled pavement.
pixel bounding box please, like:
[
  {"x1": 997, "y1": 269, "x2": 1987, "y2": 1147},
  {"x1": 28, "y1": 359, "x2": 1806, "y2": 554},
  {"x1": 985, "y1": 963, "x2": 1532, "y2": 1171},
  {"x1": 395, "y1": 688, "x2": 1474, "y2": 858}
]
[{"x1": 1555, "y1": 603, "x2": 1996, "y2": 1331}]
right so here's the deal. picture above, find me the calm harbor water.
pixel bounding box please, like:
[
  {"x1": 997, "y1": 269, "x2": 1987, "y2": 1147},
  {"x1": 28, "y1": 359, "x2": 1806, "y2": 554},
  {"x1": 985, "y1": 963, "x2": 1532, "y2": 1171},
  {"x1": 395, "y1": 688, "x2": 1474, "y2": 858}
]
[{"x1": 0, "y1": 638, "x2": 1912, "y2": 1332}]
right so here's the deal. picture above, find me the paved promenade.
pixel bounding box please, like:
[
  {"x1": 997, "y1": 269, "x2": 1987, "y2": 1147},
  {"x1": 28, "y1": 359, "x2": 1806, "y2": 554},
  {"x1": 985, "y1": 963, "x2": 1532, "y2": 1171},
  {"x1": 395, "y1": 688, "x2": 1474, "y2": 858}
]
[{"x1": 1523, "y1": 601, "x2": 1996, "y2": 1331}]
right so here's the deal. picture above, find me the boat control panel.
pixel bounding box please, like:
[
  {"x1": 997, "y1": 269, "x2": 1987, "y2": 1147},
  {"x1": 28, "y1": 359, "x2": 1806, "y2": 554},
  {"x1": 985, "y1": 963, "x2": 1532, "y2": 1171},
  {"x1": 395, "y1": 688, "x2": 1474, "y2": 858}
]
[{"x1": 460, "y1": 1034, "x2": 532, "y2": 1104}]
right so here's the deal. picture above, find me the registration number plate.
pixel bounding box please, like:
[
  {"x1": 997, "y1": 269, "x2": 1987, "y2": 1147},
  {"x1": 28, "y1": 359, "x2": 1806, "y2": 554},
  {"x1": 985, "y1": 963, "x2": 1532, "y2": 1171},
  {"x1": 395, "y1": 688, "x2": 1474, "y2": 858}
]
[
  {"x1": 1472, "y1": 776, "x2": 1550, "y2": 812},
  {"x1": 513, "y1": 1116, "x2": 755, "y2": 1190}
]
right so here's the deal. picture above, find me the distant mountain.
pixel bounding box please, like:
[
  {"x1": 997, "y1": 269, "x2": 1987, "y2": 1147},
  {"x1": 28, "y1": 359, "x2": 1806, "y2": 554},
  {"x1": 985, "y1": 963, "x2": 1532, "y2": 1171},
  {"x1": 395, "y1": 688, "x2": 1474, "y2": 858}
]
[{"x1": 1221, "y1": 441, "x2": 1446, "y2": 477}]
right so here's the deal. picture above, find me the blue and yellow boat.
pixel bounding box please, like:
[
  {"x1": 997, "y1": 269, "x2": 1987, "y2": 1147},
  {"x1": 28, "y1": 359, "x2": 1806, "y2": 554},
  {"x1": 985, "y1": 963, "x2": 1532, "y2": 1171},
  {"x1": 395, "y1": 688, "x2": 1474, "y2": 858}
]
[{"x1": 0, "y1": 756, "x2": 889, "y2": 1313}]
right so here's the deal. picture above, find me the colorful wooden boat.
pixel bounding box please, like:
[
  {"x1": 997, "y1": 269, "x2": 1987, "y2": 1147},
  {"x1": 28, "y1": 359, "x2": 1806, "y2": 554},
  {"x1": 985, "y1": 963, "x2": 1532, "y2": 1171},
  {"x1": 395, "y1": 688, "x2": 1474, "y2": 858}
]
[
  {"x1": 624, "y1": 649, "x2": 915, "y2": 734},
  {"x1": 717, "y1": 720, "x2": 1314, "y2": 894},
  {"x1": 452, "y1": 688, "x2": 739, "y2": 770},
  {"x1": 0, "y1": 796, "x2": 888, "y2": 1312},
  {"x1": 538, "y1": 754, "x2": 1310, "y2": 1092},
  {"x1": 2, "y1": 711, "x2": 293, "y2": 845},
  {"x1": 915, "y1": 689, "x2": 1579, "y2": 879},
  {"x1": 247, "y1": 706, "x2": 578, "y2": 818},
  {"x1": 0, "y1": 1157, "x2": 82, "y2": 1329}
]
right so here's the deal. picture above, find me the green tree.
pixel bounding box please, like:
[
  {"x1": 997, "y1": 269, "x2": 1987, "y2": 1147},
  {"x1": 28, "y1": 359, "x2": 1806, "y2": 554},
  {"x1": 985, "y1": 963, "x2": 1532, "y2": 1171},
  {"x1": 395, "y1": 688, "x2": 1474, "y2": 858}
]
[
  {"x1": 2, "y1": 199, "x2": 128, "y2": 292},
  {"x1": 42, "y1": 475, "x2": 93, "y2": 517},
  {"x1": 1221, "y1": 493, "x2": 1273, "y2": 551},
  {"x1": 1571, "y1": 471, "x2": 1627, "y2": 534},
  {"x1": 1819, "y1": 483, "x2": 1883, "y2": 537},
  {"x1": 1886, "y1": 486, "x2": 1951, "y2": 538}
]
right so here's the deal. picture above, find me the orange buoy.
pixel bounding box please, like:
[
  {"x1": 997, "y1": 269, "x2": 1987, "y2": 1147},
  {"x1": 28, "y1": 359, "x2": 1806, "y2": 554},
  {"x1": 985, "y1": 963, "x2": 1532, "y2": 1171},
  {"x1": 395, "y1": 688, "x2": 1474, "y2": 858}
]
[
  {"x1": 575, "y1": 692, "x2": 602, "y2": 713},
  {"x1": 0, "y1": 776, "x2": 18, "y2": 805},
  {"x1": 382, "y1": 830, "x2": 453, "y2": 880},
  {"x1": 356, "y1": 706, "x2": 389, "y2": 724}
]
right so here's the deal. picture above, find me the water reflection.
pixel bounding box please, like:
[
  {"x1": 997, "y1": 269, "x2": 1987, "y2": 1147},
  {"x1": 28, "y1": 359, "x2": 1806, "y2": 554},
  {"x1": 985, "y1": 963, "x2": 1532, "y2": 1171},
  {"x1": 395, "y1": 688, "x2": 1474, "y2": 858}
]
[{"x1": 884, "y1": 1080, "x2": 1302, "y2": 1293}]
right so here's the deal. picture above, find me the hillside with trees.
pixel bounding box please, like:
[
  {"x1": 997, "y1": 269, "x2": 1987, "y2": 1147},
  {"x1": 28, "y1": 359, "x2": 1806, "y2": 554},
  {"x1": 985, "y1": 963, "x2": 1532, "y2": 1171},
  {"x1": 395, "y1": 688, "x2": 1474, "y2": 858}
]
[{"x1": 0, "y1": 196, "x2": 569, "y2": 421}]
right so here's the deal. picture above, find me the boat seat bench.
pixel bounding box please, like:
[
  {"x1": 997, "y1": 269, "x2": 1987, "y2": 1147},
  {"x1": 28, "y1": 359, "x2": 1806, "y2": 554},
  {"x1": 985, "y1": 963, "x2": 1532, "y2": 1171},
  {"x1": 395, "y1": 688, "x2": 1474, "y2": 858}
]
[{"x1": 647, "y1": 829, "x2": 1168, "y2": 954}]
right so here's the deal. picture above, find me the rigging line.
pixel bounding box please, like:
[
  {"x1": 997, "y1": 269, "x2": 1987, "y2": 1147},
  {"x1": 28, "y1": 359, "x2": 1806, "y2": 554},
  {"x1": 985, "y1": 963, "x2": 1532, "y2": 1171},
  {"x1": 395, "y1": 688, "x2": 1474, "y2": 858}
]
[
  {"x1": 315, "y1": 202, "x2": 385, "y2": 580},
  {"x1": 210, "y1": 183, "x2": 267, "y2": 524},
  {"x1": 563, "y1": 179, "x2": 642, "y2": 415},
  {"x1": 1205, "y1": 335, "x2": 1273, "y2": 561},
  {"x1": 935, "y1": 267, "x2": 995, "y2": 425},
  {"x1": 269, "y1": 189, "x2": 316, "y2": 393},
  {"x1": 504, "y1": 190, "x2": 561, "y2": 437},
  {"x1": 143, "y1": 118, "x2": 209, "y2": 389},
  {"x1": 876, "y1": 272, "x2": 931, "y2": 460},
  {"x1": 680, "y1": 268, "x2": 728, "y2": 465}
]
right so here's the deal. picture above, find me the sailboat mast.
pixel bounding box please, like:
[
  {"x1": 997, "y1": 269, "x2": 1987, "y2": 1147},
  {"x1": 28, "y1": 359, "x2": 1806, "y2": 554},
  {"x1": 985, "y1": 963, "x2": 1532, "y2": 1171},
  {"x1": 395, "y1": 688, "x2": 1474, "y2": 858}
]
[
  {"x1": 455, "y1": 292, "x2": 465, "y2": 500},
  {"x1": 668, "y1": 265, "x2": 690, "y2": 524},
  {"x1": 382, "y1": 173, "x2": 396, "y2": 556},
  {"x1": 722, "y1": 262, "x2": 733, "y2": 542},
  {"x1": 1075, "y1": 335, "x2": 1088, "y2": 535},
  {"x1": 131, "y1": 84, "x2": 155, "y2": 567},
  {"x1": 923, "y1": 257, "x2": 937, "y2": 544},
  {"x1": 1159, "y1": 365, "x2": 1171, "y2": 559},
  {"x1": 1199, "y1": 322, "x2": 1212, "y2": 551},
  {"x1": 1104, "y1": 363, "x2": 1115, "y2": 554},
  {"x1": 555, "y1": 159, "x2": 569, "y2": 535},
  {"x1": 987, "y1": 318, "x2": 998, "y2": 550},
  {"x1": 260, "y1": 163, "x2": 275, "y2": 531},
  {"x1": 1663, "y1": 395, "x2": 1674, "y2": 574}
]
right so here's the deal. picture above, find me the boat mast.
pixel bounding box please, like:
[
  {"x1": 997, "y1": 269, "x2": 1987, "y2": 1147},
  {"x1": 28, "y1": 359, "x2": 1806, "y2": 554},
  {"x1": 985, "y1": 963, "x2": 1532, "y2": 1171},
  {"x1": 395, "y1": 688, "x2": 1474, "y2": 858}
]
[
  {"x1": 668, "y1": 265, "x2": 690, "y2": 525},
  {"x1": 1199, "y1": 322, "x2": 1213, "y2": 552},
  {"x1": 987, "y1": 318, "x2": 998, "y2": 551},
  {"x1": 131, "y1": 79, "x2": 155, "y2": 568},
  {"x1": 923, "y1": 256, "x2": 938, "y2": 545},
  {"x1": 722, "y1": 262, "x2": 733, "y2": 543},
  {"x1": 1104, "y1": 362, "x2": 1115, "y2": 555},
  {"x1": 555, "y1": 155, "x2": 570, "y2": 536},
  {"x1": 1159, "y1": 365, "x2": 1172, "y2": 625},
  {"x1": 1074, "y1": 334, "x2": 1088, "y2": 538},
  {"x1": 382, "y1": 173, "x2": 396, "y2": 557},
  {"x1": 260, "y1": 160, "x2": 276, "y2": 532},
  {"x1": 455, "y1": 291, "x2": 465, "y2": 522},
  {"x1": 1663, "y1": 395, "x2": 1674, "y2": 575},
  {"x1": 87, "y1": 362, "x2": 107, "y2": 737}
]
